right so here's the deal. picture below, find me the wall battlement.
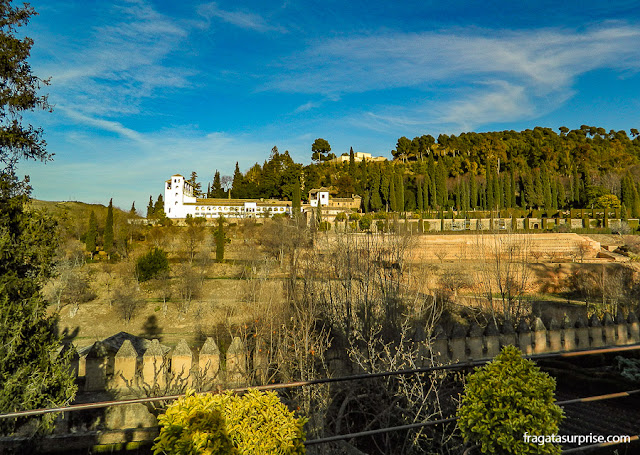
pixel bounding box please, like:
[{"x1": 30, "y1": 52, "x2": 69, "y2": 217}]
[{"x1": 75, "y1": 311, "x2": 640, "y2": 395}]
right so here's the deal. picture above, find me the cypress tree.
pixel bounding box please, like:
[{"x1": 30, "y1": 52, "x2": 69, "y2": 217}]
[
  {"x1": 370, "y1": 166, "x2": 383, "y2": 211},
  {"x1": 541, "y1": 163, "x2": 552, "y2": 209},
  {"x1": 503, "y1": 174, "x2": 511, "y2": 209},
  {"x1": 154, "y1": 194, "x2": 164, "y2": 216},
  {"x1": 557, "y1": 179, "x2": 565, "y2": 209},
  {"x1": 494, "y1": 172, "x2": 501, "y2": 209},
  {"x1": 389, "y1": 177, "x2": 397, "y2": 212},
  {"x1": 436, "y1": 161, "x2": 447, "y2": 208},
  {"x1": 470, "y1": 174, "x2": 478, "y2": 210},
  {"x1": 292, "y1": 178, "x2": 301, "y2": 216},
  {"x1": 572, "y1": 168, "x2": 580, "y2": 205},
  {"x1": 349, "y1": 147, "x2": 356, "y2": 177},
  {"x1": 85, "y1": 211, "x2": 97, "y2": 252},
  {"x1": 380, "y1": 164, "x2": 391, "y2": 210},
  {"x1": 396, "y1": 173, "x2": 404, "y2": 212},
  {"x1": 212, "y1": 170, "x2": 223, "y2": 198},
  {"x1": 130, "y1": 202, "x2": 136, "y2": 217},
  {"x1": 215, "y1": 216, "x2": 228, "y2": 262},
  {"x1": 231, "y1": 162, "x2": 243, "y2": 198},
  {"x1": 509, "y1": 169, "x2": 516, "y2": 208},
  {"x1": 423, "y1": 178, "x2": 429, "y2": 210},
  {"x1": 104, "y1": 198, "x2": 114, "y2": 253},
  {"x1": 147, "y1": 195, "x2": 154, "y2": 218},
  {"x1": 551, "y1": 177, "x2": 558, "y2": 210},
  {"x1": 461, "y1": 179, "x2": 469, "y2": 212},
  {"x1": 486, "y1": 165, "x2": 494, "y2": 210},
  {"x1": 417, "y1": 178, "x2": 423, "y2": 212}
]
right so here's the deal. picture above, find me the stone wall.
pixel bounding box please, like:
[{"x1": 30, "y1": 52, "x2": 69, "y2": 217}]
[
  {"x1": 77, "y1": 311, "x2": 640, "y2": 396},
  {"x1": 431, "y1": 312, "x2": 640, "y2": 364}
]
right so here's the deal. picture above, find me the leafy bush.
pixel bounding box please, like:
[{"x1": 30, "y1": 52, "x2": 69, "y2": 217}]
[
  {"x1": 359, "y1": 214, "x2": 372, "y2": 231},
  {"x1": 154, "y1": 390, "x2": 307, "y2": 455},
  {"x1": 457, "y1": 346, "x2": 563, "y2": 454},
  {"x1": 136, "y1": 248, "x2": 169, "y2": 282}
]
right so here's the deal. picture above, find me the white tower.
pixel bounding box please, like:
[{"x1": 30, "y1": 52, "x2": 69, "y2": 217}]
[{"x1": 165, "y1": 174, "x2": 196, "y2": 218}]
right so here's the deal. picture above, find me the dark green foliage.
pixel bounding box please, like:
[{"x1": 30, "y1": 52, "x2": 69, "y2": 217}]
[
  {"x1": 1, "y1": 175, "x2": 77, "y2": 434},
  {"x1": 152, "y1": 194, "x2": 165, "y2": 218},
  {"x1": 311, "y1": 138, "x2": 334, "y2": 162},
  {"x1": 292, "y1": 177, "x2": 301, "y2": 215},
  {"x1": 187, "y1": 171, "x2": 201, "y2": 196},
  {"x1": 210, "y1": 170, "x2": 223, "y2": 198},
  {"x1": 147, "y1": 195, "x2": 154, "y2": 218},
  {"x1": 136, "y1": 248, "x2": 169, "y2": 282},
  {"x1": 85, "y1": 210, "x2": 97, "y2": 252},
  {"x1": 214, "y1": 216, "x2": 230, "y2": 262},
  {"x1": 359, "y1": 214, "x2": 372, "y2": 231},
  {"x1": 103, "y1": 197, "x2": 114, "y2": 253},
  {"x1": 0, "y1": 2, "x2": 77, "y2": 434},
  {"x1": 458, "y1": 346, "x2": 563, "y2": 454}
]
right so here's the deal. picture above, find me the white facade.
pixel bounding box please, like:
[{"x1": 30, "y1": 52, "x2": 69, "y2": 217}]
[
  {"x1": 309, "y1": 190, "x2": 330, "y2": 207},
  {"x1": 164, "y1": 174, "x2": 295, "y2": 219},
  {"x1": 165, "y1": 174, "x2": 196, "y2": 218}
]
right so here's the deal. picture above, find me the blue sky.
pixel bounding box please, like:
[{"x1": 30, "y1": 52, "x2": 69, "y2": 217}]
[{"x1": 16, "y1": 0, "x2": 640, "y2": 209}]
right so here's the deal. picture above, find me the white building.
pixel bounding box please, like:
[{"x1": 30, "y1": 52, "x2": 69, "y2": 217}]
[{"x1": 164, "y1": 174, "x2": 294, "y2": 219}]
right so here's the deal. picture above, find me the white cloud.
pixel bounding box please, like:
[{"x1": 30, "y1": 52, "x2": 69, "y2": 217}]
[
  {"x1": 197, "y1": 3, "x2": 286, "y2": 33},
  {"x1": 37, "y1": 0, "x2": 192, "y2": 121},
  {"x1": 269, "y1": 22, "x2": 640, "y2": 130}
]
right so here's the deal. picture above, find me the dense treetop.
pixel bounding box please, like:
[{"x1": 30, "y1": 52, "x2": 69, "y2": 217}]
[{"x1": 187, "y1": 125, "x2": 640, "y2": 215}]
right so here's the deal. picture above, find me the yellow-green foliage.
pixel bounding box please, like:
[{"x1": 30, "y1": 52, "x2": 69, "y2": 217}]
[
  {"x1": 154, "y1": 390, "x2": 307, "y2": 455},
  {"x1": 457, "y1": 346, "x2": 563, "y2": 455}
]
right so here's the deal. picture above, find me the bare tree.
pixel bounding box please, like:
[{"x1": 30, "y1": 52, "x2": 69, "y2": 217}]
[
  {"x1": 176, "y1": 264, "x2": 201, "y2": 315},
  {"x1": 476, "y1": 232, "x2": 533, "y2": 326},
  {"x1": 113, "y1": 280, "x2": 142, "y2": 322}
]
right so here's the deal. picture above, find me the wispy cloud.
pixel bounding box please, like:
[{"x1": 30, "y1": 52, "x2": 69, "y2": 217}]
[
  {"x1": 270, "y1": 22, "x2": 640, "y2": 130},
  {"x1": 38, "y1": 0, "x2": 192, "y2": 122},
  {"x1": 197, "y1": 3, "x2": 286, "y2": 33}
]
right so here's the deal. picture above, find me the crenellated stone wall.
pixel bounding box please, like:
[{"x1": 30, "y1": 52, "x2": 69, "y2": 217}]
[
  {"x1": 431, "y1": 312, "x2": 640, "y2": 364},
  {"x1": 77, "y1": 334, "x2": 248, "y2": 393},
  {"x1": 75, "y1": 311, "x2": 640, "y2": 396}
]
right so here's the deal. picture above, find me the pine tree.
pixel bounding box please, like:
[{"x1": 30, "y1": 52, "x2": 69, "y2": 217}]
[
  {"x1": 104, "y1": 198, "x2": 114, "y2": 253},
  {"x1": 85, "y1": 210, "x2": 97, "y2": 252},
  {"x1": 0, "y1": 2, "x2": 76, "y2": 432},
  {"x1": 188, "y1": 171, "x2": 201, "y2": 196}
]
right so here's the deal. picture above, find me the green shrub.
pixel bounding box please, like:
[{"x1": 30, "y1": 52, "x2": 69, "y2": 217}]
[
  {"x1": 457, "y1": 346, "x2": 563, "y2": 454},
  {"x1": 136, "y1": 248, "x2": 169, "y2": 282},
  {"x1": 359, "y1": 214, "x2": 372, "y2": 231},
  {"x1": 154, "y1": 390, "x2": 307, "y2": 455}
]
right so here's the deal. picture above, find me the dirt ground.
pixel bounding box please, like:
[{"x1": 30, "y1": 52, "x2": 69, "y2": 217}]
[{"x1": 53, "y1": 232, "x2": 638, "y2": 350}]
